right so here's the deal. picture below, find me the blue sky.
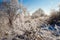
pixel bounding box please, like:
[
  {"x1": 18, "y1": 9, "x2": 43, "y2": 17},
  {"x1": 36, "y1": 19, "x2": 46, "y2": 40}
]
[
  {"x1": 22, "y1": 0, "x2": 60, "y2": 15},
  {"x1": 0, "y1": 0, "x2": 60, "y2": 15}
]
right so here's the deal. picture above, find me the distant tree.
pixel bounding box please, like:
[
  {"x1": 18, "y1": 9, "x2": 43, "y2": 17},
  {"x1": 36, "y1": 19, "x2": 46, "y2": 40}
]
[
  {"x1": 48, "y1": 8, "x2": 60, "y2": 25},
  {"x1": 32, "y1": 8, "x2": 45, "y2": 19}
]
